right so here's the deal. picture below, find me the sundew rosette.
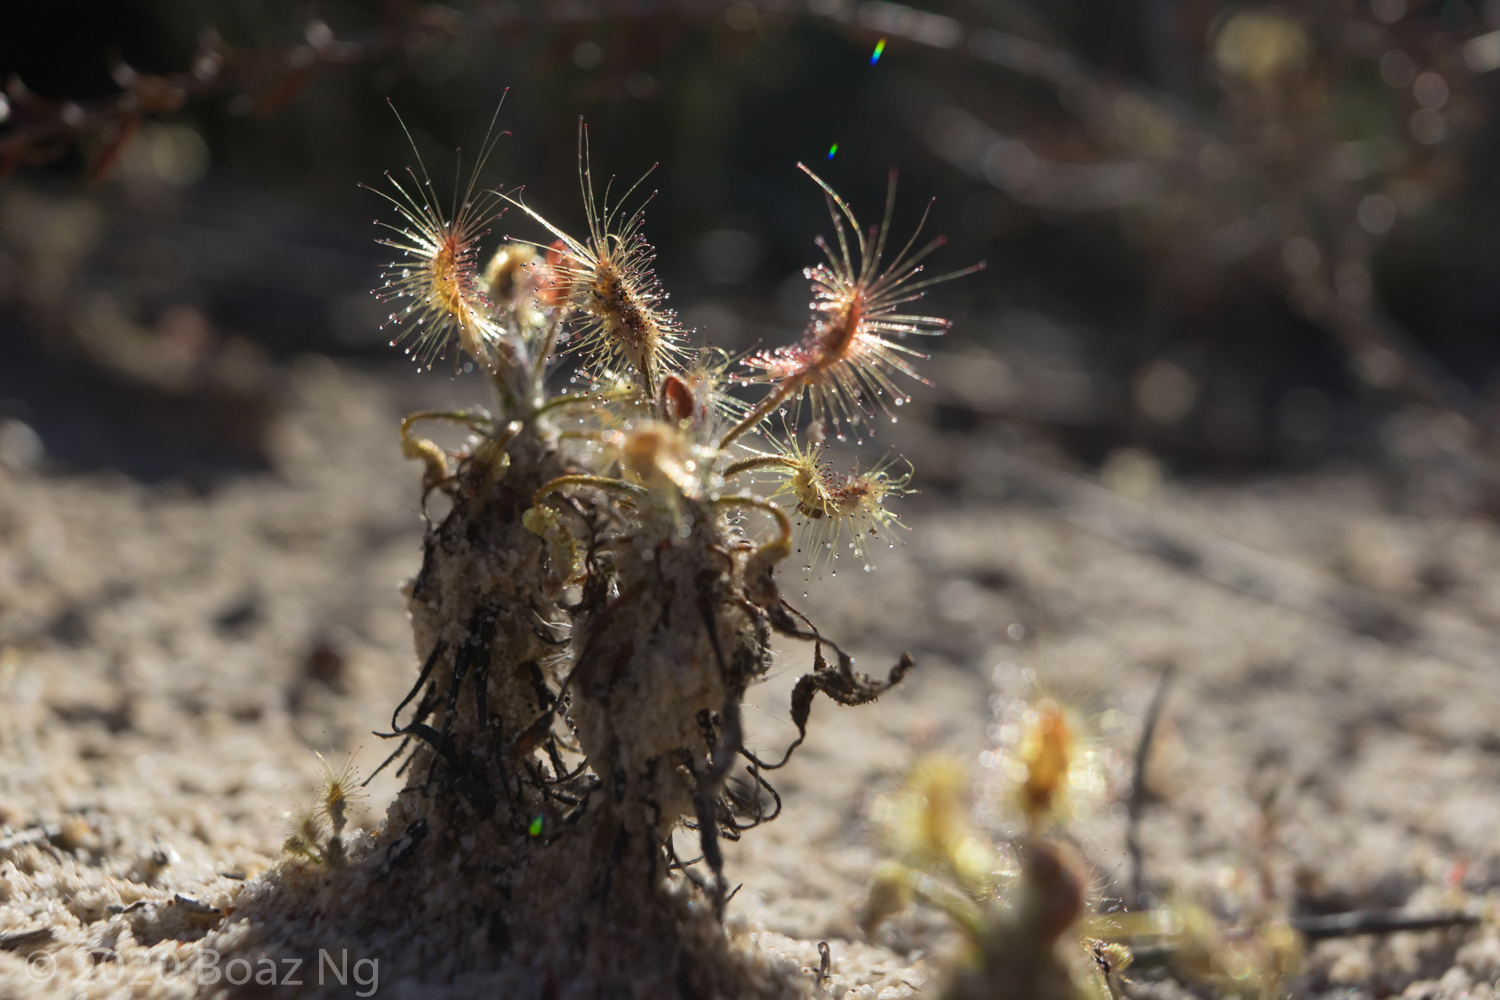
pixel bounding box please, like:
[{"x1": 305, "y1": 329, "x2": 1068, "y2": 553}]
[
  {"x1": 369, "y1": 112, "x2": 508, "y2": 371},
  {"x1": 774, "y1": 442, "x2": 913, "y2": 576},
  {"x1": 731, "y1": 164, "x2": 985, "y2": 440},
  {"x1": 502, "y1": 121, "x2": 686, "y2": 397},
  {"x1": 720, "y1": 430, "x2": 914, "y2": 577},
  {"x1": 978, "y1": 667, "x2": 1126, "y2": 835},
  {"x1": 863, "y1": 754, "x2": 1122, "y2": 1000}
]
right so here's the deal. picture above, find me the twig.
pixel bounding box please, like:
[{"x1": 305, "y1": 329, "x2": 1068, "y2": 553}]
[
  {"x1": 1120, "y1": 907, "x2": 1483, "y2": 971},
  {"x1": 0, "y1": 927, "x2": 52, "y2": 952},
  {"x1": 1125, "y1": 663, "x2": 1174, "y2": 910},
  {"x1": 1290, "y1": 909, "x2": 1482, "y2": 941}
]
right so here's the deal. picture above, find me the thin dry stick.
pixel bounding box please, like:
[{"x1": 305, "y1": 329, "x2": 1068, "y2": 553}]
[
  {"x1": 1290, "y1": 909, "x2": 1483, "y2": 941},
  {"x1": 1125, "y1": 907, "x2": 1484, "y2": 972},
  {"x1": 1125, "y1": 662, "x2": 1174, "y2": 910}
]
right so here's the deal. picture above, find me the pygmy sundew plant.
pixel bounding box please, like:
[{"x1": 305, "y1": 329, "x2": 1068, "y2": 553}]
[
  {"x1": 261, "y1": 114, "x2": 980, "y2": 996},
  {"x1": 860, "y1": 670, "x2": 1302, "y2": 1000}
]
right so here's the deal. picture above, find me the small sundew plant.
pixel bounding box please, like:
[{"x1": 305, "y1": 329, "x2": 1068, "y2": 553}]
[
  {"x1": 281, "y1": 752, "x2": 366, "y2": 869},
  {"x1": 1133, "y1": 896, "x2": 1301, "y2": 1000},
  {"x1": 315, "y1": 750, "x2": 366, "y2": 837},
  {"x1": 862, "y1": 668, "x2": 1304, "y2": 1000},
  {"x1": 983, "y1": 693, "x2": 1113, "y2": 836},
  {"x1": 863, "y1": 717, "x2": 1121, "y2": 999},
  {"x1": 281, "y1": 802, "x2": 326, "y2": 864},
  {"x1": 284, "y1": 110, "x2": 978, "y2": 993}
]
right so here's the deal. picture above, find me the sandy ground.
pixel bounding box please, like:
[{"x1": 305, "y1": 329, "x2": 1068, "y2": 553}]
[{"x1": 4, "y1": 358, "x2": 1500, "y2": 998}]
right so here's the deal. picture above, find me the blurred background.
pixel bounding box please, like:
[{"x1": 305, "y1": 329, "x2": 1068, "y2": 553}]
[{"x1": 2, "y1": 0, "x2": 1500, "y2": 504}]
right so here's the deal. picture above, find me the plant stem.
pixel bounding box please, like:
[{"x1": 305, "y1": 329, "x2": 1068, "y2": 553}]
[
  {"x1": 533, "y1": 306, "x2": 567, "y2": 376},
  {"x1": 493, "y1": 420, "x2": 524, "y2": 449},
  {"x1": 1127, "y1": 663, "x2": 1175, "y2": 910},
  {"x1": 533, "y1": 475, "x2": 648, "y2": 510},
  {"x1": 490, "y1": 370, "x2": 523, "y2": 421},
  {"x1": 532, "y1": 394, "x2": 605, "y2": 421},
  {"x1": 722, "y1": 455, "x2": 794, "y2": 479},
  {"x1": 399, "y1": 410, "x2": 494, "y2": 444},
  {"x1": 717, "y1": 379, "x2": 799, "y2": 450},
  {"x1": 708, "y1": 495, "x2": 792, "y2": 553}
]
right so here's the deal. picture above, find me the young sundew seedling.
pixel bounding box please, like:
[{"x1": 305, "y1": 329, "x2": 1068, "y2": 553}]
[
  {"x1": 280, "y1": 752, "x2": 367, "y2": 869},
  {"x1": 255, "y1": 111, "x2": 979, "y2": 994},
  {"x1": 314, "y1": 750, "x2": 366, "y2": 838},
  {"x1": 861, "y1": 665, "x2": 1303, "y2": 1000},
  {"x1": 862, "y1": 669, "x2": 1127, "y2": 999}
]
